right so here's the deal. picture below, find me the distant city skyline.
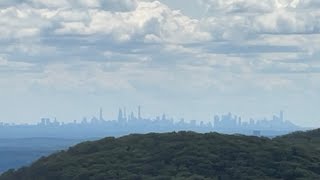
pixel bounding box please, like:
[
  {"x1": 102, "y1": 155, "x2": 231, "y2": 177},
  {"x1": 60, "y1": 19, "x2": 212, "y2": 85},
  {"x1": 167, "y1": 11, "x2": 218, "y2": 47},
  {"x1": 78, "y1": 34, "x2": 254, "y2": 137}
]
[
  {"x1": 0, "y1": 106, "x2": 301, "y2": 127},
  {"x1": 0, "y1": 101, "x2": 317, "y2": 128},
  {"x1": 0, "y1": 107, "x2": 303, "y2": 138}
]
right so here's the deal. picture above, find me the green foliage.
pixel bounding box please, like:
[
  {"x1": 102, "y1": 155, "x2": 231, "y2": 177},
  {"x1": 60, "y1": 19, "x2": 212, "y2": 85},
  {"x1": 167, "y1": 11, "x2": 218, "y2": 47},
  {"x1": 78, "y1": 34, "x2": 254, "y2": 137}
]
[{"x1": 1, "y1": 130, "x2": 320, "y2": 180}]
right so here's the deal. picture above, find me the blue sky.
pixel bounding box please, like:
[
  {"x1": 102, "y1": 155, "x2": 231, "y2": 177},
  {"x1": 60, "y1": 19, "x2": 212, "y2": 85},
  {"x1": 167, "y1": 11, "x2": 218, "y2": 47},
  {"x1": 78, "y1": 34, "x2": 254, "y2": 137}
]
[{"x1": 0, "y1": 0, "x2": 319, "y2": 127}]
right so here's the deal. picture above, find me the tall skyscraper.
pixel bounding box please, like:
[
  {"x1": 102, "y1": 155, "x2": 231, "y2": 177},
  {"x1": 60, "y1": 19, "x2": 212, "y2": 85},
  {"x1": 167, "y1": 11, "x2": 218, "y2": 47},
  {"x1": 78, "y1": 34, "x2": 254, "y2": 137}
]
[
  {"x1": 162, "y1": 113, "x2": 166, "y2": 121},
  {"x1": 118, "y1": 108, "x2": 123, "y2": 122},
  {"x1": 99, "y1": 108, "x2": 104, "y2": 121},
  {"x1": 124, "y1": 107, "x2": 127, "y2": 121},
  {"x1": 280, "y1": 111, "x2": 284, "y2": 122},
  {"x1": 130, "y1": 112, "x2": 135, "y2": 121},
  {"x1": 138, "y1": 106, "x2": 141, "y2": 120}
]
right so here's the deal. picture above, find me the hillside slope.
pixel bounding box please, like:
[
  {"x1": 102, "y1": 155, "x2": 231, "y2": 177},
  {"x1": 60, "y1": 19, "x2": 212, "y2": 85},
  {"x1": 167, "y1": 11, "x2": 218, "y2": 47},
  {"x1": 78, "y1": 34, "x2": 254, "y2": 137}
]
[
  {"x1": 1, "y1": 131, "x2": 320, "y2": 180},
  {"x1": 0, "y1": 138, "x2": 87, "y2": 173}
]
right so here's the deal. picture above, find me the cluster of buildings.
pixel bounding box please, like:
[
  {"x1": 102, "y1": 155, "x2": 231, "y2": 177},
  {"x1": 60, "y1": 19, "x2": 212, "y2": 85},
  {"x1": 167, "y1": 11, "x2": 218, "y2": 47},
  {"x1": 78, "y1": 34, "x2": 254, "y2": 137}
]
[
  {"x1": 0, "y1": 107, "x2": 302, "y2": 138},
  {"x1": 213, "y1": 111, "x2": 298, "y2": 132}
]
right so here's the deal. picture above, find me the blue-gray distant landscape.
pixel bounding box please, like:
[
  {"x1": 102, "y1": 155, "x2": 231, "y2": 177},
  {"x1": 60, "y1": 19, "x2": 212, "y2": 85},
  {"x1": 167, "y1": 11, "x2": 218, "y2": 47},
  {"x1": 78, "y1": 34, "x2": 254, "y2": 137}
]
[
  {"x1": 0, "y1": 138, "x2": 85, "y2": 173},
  {"x1": 0, "y1": 108, "x2": 301, "y2": 139},
  {"x1": 0, "y1": 107, "x2": 304, "y2": 173}
]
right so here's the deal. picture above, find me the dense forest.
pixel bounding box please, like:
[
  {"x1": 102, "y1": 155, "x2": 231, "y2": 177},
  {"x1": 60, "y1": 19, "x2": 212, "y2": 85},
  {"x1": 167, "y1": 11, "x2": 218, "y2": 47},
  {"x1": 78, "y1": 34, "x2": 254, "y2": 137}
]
[{"x1": 1, "y1": 129, "x2": 320, "y2": 180}]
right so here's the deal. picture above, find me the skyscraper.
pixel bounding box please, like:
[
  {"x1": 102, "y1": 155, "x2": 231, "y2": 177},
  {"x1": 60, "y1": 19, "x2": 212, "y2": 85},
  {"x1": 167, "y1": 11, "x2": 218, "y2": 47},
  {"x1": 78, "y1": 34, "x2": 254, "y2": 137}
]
[
  {"x1": 138, "y1": 106, "x2": 141, "y2": 120},
  {"x1": 118, "y1": 108, "x2": 123, "y2": 122},
  {"x1": 99, "y1": 108, "x2": 104, "y2": 121},
  {"x1": 124, "y1": 107, "x2": 127, "y2": 121},
  {"x1": 280, "y1": 111, "x2": 284, "y2": 122}
]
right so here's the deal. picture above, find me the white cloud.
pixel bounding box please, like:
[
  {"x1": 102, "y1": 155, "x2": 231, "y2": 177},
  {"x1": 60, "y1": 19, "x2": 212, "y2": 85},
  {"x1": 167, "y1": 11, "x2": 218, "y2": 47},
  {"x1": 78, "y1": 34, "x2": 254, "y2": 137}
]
[
  {"x1": 54, "y1": 1, "x2": 211, "y2": 43},
  {"x1": 200, "y1": 0, "x2": 317, "y2": 13},
  {"x1": 199, "y1": 0, "x2": 320, "y2": 35},
  {"x1": 0, "y1": 0, "x2": 211, "y2": 44},
  {"x1": 0, "y1": 7, "x2": 46, "y2": 39},
  {"x1": 253, "y1": 10, "x2": 320, "y2": 34},
  {"x1": 200, "y1": 0, "x2": 275, "y2": 13},
  {"x1": 24, "y1": 0, "x2": 138, "y2": 11}
]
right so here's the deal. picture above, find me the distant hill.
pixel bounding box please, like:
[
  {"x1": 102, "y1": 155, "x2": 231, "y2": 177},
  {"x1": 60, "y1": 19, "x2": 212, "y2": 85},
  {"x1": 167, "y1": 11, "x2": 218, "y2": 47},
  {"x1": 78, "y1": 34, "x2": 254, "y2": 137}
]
[
  {"x1": 276, "y1": 128, "x2": 320, "y2": 142},
  {"x1": 0, "y1": 138, "x2": 87, "y2": 173},
  {"x1": 1, "y1": 130, "x2": 320, "y2": 180}
]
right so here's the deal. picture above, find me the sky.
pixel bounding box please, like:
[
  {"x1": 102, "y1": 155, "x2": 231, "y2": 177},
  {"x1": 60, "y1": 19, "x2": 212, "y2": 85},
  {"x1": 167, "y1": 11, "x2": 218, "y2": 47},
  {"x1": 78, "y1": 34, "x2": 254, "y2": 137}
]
[{"x1": 0, "y1": 0, "x2": 319, "y2": 127}]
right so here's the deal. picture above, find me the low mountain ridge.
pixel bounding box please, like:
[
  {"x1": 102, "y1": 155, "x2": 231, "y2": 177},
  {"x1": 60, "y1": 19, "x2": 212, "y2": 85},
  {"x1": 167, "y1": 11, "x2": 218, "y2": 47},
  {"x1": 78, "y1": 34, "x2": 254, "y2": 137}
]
[{"x1": 1, "y1": 130, "x2": 320, "y2": 180}]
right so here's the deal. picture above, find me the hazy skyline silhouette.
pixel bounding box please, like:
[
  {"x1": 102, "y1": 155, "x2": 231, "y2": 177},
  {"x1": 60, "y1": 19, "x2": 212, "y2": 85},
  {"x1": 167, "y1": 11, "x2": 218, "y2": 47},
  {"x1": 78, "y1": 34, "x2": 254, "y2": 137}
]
[{"x1": 0, "y1": 107, "x2": 303, "y2": 139}]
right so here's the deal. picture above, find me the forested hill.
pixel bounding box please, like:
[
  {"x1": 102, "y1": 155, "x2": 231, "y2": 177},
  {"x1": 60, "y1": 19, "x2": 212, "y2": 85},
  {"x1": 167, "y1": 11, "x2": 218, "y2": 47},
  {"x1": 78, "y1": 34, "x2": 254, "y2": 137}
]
[{"x1": 1, "y1": 130, "x2": 320, "y2": 180}]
